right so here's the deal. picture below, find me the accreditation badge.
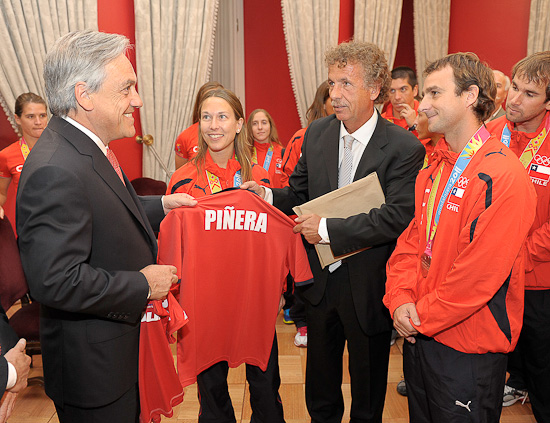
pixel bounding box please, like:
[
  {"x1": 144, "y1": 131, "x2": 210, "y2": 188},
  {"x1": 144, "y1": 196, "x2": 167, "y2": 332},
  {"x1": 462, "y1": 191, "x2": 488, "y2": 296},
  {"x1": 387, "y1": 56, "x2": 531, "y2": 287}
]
[{"x1": 420, "y1": 241, "x2": 433, "y2": 278}]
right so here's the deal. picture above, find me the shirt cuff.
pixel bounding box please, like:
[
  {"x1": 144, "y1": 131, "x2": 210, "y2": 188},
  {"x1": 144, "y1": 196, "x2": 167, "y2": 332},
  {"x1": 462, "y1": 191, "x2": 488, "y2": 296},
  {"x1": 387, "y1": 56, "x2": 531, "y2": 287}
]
[
  {"x1": 263, "y1": 187, "x2": 274, "y2": 205},
  {"x1": 318, "y1": 218, "x2": 330, "y2": 244},
  {"x1": 6, "y1": 362, "x2": 16, "y2": 390}
]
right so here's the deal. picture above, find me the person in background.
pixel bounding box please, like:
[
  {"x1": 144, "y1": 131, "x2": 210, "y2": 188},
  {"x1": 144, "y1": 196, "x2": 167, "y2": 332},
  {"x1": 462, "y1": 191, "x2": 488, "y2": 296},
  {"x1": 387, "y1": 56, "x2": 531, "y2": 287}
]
[
  {"x1": 281, "y1": 81, "x2": 334, "y2": 186},
  {"x1": 166, "y1": 88, "x2": 286, "y2": 423},
  {"x1": 416, "y1": 110, "x2": 446, "y2": 168},
  {"x1": 16, "y1": 30, "x2": 196, "y2": 423},
  {"x1": 174, "y1": 81, "x2": 224, "y2": 170},
  {"x1": 247, "y1": 108, "x2": 285, "y2": 188},
  {"x1": 280, "y1": 81, "x2": 335, "y2": 348},
  {"x1": 0, "y1": 93, "x2": 47, "y2": 219},
  {"x1": 486, "y1": 51, "x2": 550, "y2": 420},
  {"x1": 486, "y1": 69, "x2": 510, "y2": 122},
  {"x1": 381, "y1": 66, "x2": 420, "y2": 134},
  {"x1": 385, "y1": 52, "x2": 536, "y2": 423}
]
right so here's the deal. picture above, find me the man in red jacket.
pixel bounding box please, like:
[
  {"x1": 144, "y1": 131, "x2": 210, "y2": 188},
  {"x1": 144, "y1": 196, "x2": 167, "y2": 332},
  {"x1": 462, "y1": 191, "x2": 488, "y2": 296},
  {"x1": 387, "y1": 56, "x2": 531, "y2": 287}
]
[
  {"x1": 486, "y1": 51, "x2": 550, "y2": 422},
  {"x1": 385, "y1": 53, "x2": 537, "y2": 422},
  {"x1": 381, "y1": 66, "x2": 419, "y2": 134}
]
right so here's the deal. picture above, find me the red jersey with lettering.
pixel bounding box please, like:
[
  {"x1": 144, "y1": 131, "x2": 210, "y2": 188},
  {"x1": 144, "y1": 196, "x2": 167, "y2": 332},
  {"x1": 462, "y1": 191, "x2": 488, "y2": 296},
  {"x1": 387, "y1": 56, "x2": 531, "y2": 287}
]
[
  {"x1": 174, "y1": 122, "x2": 199, "y2": 160},
  {"x1": 253, "y1": 141, "x2": 284, "y2": 188},
  {"x1": 384, "y1": 136, "x2": 536, "y2": 353},
  {"x1": 281, "y1": 127, "x2": 307, "y2": 187},
  {"x1": 487, "y1": 112, "x2": 550, "y2": 290},
  {"x1": 157, "y1": 189, "x2": 313, "y2": 387},
  {"x1": 139, "y1": 293, "x2": 188, "y2": 423},
  {"x1": 167, "y1": 151, "x2": 271, "y2": 196}
]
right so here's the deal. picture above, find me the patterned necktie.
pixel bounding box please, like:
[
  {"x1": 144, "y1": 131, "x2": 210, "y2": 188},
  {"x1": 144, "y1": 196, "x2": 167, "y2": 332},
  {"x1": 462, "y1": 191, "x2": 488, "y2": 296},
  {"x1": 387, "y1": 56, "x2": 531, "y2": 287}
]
[
  {"x1": 106, "y1": 148, "x2": 126, "y2": 185},
  {"x1": 329, "y1": 135, "x2": 355, "y2": 273},
  {"x1": 338, "y1": 135, "x2": 355, "y2": 188}
]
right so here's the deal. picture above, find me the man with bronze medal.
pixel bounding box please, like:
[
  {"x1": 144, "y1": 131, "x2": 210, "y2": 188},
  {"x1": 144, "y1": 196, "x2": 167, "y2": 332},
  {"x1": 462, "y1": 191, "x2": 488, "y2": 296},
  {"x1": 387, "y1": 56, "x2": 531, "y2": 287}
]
[
  {"x1": 486, "y1": 51, "x2": 550, "y2": 422},
  {"x1": 384, "y1": 53, "x2": 537, "y2": 422}
]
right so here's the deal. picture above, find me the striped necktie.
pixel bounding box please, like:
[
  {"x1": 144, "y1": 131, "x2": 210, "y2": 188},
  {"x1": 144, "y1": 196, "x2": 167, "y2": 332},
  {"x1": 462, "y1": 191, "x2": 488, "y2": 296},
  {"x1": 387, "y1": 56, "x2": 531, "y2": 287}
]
[
  {"x1": 338, "y1": 135, "x2": 355, "y2": 188},
  {"x1": 329, "y1": 135, "x2": 356, "y2": 273}
]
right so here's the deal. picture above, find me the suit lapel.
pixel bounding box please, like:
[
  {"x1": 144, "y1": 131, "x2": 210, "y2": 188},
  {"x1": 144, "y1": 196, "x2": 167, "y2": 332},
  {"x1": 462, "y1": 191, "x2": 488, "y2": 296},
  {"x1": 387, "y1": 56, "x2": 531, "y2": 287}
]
[
  {"x1": 321, "y1": 117, "x2": 341, "y2": 191},
  {"x1": 353, "y1": 112, "x2": 388, "y2": 180},
  {"x1": 49, "y1": 117, "x2": 153, "y2": 243}
]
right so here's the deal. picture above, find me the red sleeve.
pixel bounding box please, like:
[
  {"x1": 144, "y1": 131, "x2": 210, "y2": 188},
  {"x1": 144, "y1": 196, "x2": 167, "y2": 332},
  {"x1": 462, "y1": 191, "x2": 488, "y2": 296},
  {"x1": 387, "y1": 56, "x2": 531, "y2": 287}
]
[
  {"x1": 525, "y1": 220, "x2": 550, "y2": 271},
  {"x1": 252, "y1": 165, "x2": 272, "y2": 188},
  {"x1": 384, "y1": 218, "x2": 421, "y2": 317},
  {"x1": 0, "y1": 146, "x2": 12, "y2": 178},
  {"x1": 139, "y1": 294, "x2": 186, "y2": 423},
  {"x1": 157, "y1": 211, "x2": 184, "y2": 296},
  {"x1": 287, "y1": 232, "x2": 313, "y2": 287}
]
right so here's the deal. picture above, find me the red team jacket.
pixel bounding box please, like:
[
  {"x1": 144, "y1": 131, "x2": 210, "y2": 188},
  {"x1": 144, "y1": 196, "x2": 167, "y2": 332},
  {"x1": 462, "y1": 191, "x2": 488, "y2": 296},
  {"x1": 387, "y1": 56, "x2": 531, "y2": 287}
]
[
  {"x1": 253, "y1": 141, "x2": 285, "y2": 188},
  {"x1": 0, "y1": 139, "x2": 32, "y2": 232},
  {"x1": 381, "y1": 100, "x2": 420, "y2": 135},
  {"x1": 167, "y1": 151, "x2": 271, "y2": 196},
  {"x1": 280, "y1": 127, "x2": 307, "y2": 187},
  {"x1": 487, "y1": 112, "x2": 550, "y2": 290},
  {"x1": 157, "y1": 189, "x2": 313, "y2": 387},
  {"x1": 139, "y1": 293, "x2": 188, "y2": 423},
  {"x1": 384, "y1": 136, "x2": 536, "y2": 354},
  {"x1": 174, "y1": 122, "x2": 200, "y2": 162}
]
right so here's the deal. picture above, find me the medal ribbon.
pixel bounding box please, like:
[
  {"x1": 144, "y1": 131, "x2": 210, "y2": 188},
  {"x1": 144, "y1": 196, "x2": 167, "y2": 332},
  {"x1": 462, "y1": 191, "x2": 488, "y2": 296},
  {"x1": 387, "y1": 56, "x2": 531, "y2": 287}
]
[
  {"x1": 205, "y1": 169, "x2": 242, "y2": 194},
  {"x1": 19, "y1": 138, "x2": 30, "y2": 161},
  {"x1": 425, "y1": 126, "x2": 491, "y2": 250},
  {"x1": 252, "y1": 145, "x2": 273, "y2": 171},
  {"x1": 500, "y1": 113, "x2": 550, "y2": 169},
  {"x1": 424, "y1": 164, "x2": 444, "y2": 241}
]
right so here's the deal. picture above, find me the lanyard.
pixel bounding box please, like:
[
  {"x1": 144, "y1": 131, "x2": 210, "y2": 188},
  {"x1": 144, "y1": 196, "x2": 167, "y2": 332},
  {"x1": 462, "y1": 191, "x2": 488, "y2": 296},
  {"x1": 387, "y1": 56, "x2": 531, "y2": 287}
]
[
  {"x1": 19, "y1": 138, "x2": 30, "y2": 161},
  {"x1": 425, "y1": 126, "x2": 491, "y2": 250},
  {"x1": 500, "y1": 114, "x2": 550, "y2": 169},
  {"x1": 252, "y1": 145, "x2": 273, "y2": 171},
  {"x1": 205, "y1": 169, "x2": 242, "y2": 194}
]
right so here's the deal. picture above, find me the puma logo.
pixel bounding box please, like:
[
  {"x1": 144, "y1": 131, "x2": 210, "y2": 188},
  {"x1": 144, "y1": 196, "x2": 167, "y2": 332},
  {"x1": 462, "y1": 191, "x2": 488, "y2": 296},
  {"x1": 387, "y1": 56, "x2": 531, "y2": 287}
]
[
  {"x1": 486, "y1": 148, "x2": 505, "y2": 157},
  {"x1": 194, "y1": 184, "x2": 207, "y2": 195},
  {"x1": 455, "y1": 400, "x2": 471, "y2": 412}
]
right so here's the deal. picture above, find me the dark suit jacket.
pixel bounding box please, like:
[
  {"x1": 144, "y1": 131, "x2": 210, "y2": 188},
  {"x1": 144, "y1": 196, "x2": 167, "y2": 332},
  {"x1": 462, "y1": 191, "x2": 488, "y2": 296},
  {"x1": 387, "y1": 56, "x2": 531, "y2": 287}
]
[
  {"x1": 16, "y1": 116, "x2": 165, "y2": 408},
  {"x1": 0, "y1": 304, "x2": 18, "y2": 398},
  {"x1": 273, "y1": 113, "x2": 424, "y2": 335}
]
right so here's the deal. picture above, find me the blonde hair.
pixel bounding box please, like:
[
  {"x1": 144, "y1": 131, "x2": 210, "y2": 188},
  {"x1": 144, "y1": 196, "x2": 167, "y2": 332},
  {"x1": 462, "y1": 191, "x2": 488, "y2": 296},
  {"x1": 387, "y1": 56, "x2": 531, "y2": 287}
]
[{"x1": 246, "y1": 109, "x2": 282, "y2": 148}]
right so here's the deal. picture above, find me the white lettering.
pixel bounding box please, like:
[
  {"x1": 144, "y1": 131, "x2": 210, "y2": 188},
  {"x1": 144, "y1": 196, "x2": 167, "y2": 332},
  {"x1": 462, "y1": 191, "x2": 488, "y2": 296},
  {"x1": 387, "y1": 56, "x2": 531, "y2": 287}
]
[
  {"x1": 141, "y1": 310, "x2": 161, "y2": 322},
  {"x1": 16, "y1": 165, "x2": 23, "y2": 172},
  {"x1": 446, "y1": 202, "x2": 459, "y2": 212},
  {"x1": 205, "y1": 210, "x2": 216, "y2": 230},
  {"x1": 203, "y1": 207, "x2": 268, "y2": 233},
  {"x1": 244, "y1": 210, "x2": 257, "y2": 230},
  {"x1": 531, "y1": 177, "x2": 549, "y2": 186},
  {"x1": 235, "y1": 210, "x2": 245, "y2": 230},
  {"x1": 223, "y1": 206, "x2": 235, "y2": 230},
  {"x1": 255, "y1": 213, "x2": 268, "y2": 233}
]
